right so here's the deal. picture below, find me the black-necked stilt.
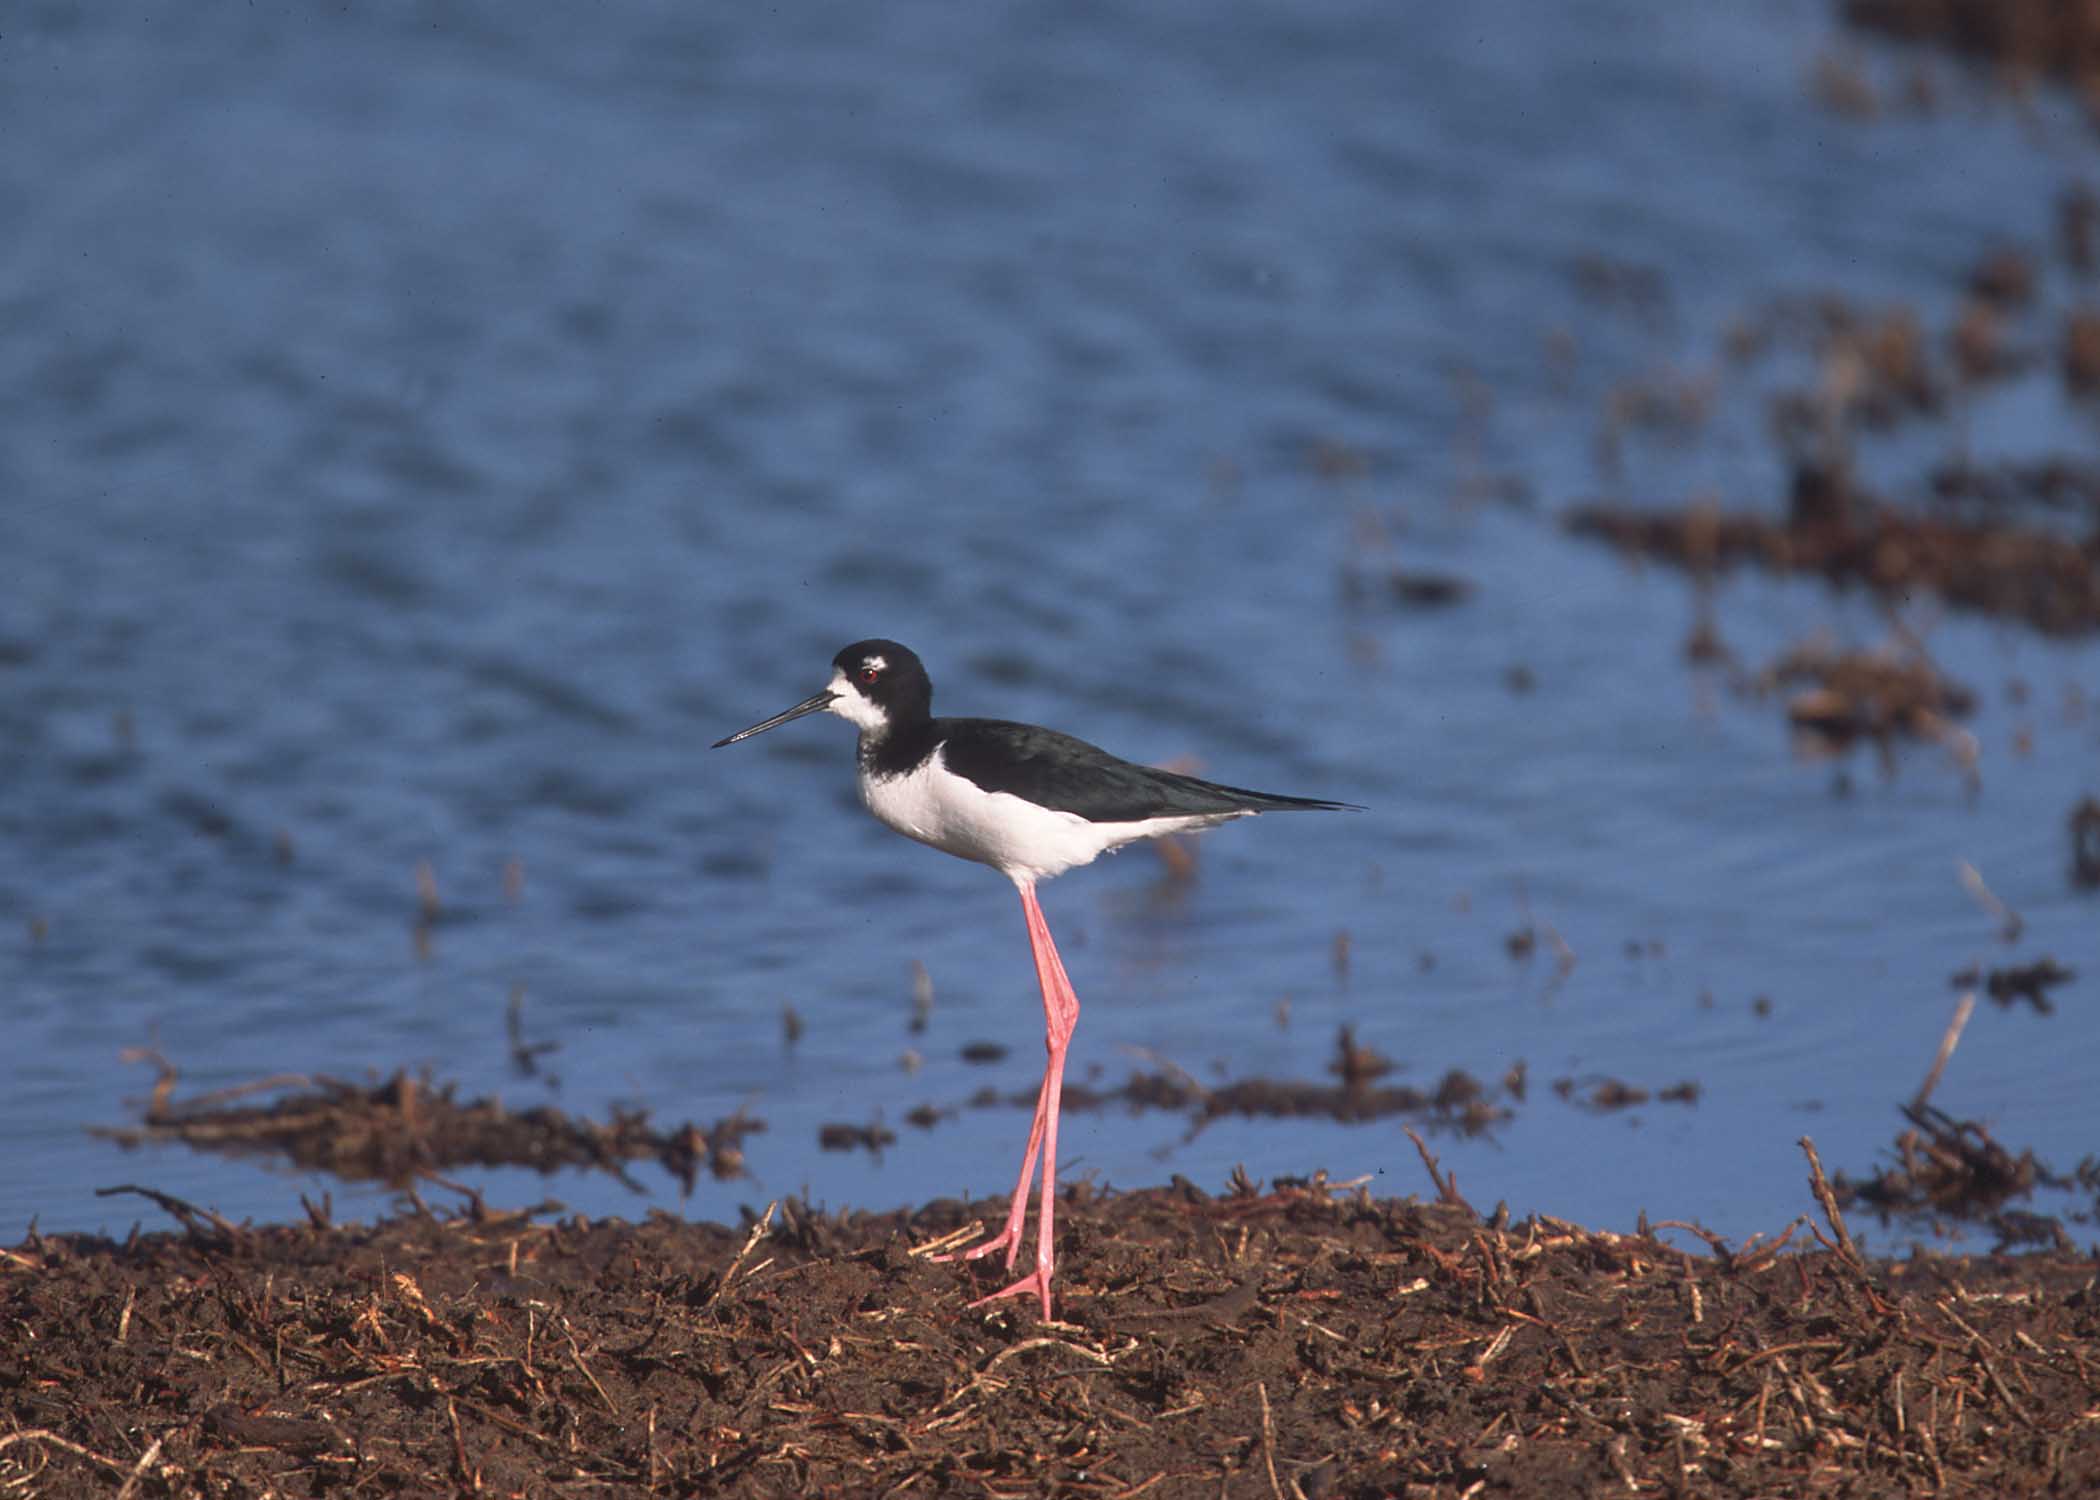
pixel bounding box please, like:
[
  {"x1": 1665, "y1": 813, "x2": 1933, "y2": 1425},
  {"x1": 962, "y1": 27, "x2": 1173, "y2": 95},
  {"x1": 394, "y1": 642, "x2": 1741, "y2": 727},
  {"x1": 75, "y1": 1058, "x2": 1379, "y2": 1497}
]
[{"x1": 713, "y1": 639, "x2": 1357, "y2": 1318}]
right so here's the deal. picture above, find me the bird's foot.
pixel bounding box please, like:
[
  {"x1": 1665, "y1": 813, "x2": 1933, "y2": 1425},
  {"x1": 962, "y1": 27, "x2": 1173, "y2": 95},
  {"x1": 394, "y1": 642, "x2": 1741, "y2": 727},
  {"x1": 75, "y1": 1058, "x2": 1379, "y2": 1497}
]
[{"x1": 965, "y1": 1268, "x2": 1053, "y2": 1321}]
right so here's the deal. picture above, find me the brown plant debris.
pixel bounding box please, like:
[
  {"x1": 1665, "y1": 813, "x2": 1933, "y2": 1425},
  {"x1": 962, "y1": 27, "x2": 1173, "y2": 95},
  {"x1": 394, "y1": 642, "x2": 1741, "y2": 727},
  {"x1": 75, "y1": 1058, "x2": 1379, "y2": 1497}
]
[
  {"x1": 5, "y1": 1175, "x2": 2096, "y2": 1497},
  {"x1": 1929, "y1": 457, "x2": 2100, "y2": 518},
  {"x1": 1338, "y1": 565, "x2": 1477, "y2": 609},
  {"x1": 969, "y1": 1060, "x2": 1519, "y2": 1139},
  {"x1": 816, "y1": 1121, "x2": 898, "y2": 1158},
  {"x1": 2072, "y1": 795, "x2": 2100, "y2": 886},
  {"x1": 1756, "y1": 636, "x2": 1979, "y2": 776},
  {"x1": 1549, "y1": 1075, "x2": 1702, "y2": 1112},
  {"x1": 1844, "y1": 0, "x2": 2100, "y2": 89},
  {"x1": 1834, "y1": 1103, "x2": 2070, "y2": 1233},
  {"x1": 1950, "y1": 956, "x2": 2077, "y2": 1015},
  {"x1": 1567, "y1": 463, "x2": 2100, "y2": 635},
  {"x1": 92, "y1": 1060, "x2": 760, "y2": 1195}
]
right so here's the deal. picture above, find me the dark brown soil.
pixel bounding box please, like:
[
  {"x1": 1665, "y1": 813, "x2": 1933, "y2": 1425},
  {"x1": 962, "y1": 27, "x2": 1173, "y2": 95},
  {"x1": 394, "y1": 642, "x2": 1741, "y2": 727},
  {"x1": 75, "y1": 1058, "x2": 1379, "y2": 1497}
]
[{"x1": 6, "y1": 1169, "x2": 2097, "y2": 1498}]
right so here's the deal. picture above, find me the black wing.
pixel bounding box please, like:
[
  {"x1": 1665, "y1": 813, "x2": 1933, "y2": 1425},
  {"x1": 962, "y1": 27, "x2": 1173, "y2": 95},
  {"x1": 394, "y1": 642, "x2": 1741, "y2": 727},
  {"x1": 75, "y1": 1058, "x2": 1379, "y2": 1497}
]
[{"x1": 935, "y1": 718, "x2": 1359, "y2": 824}]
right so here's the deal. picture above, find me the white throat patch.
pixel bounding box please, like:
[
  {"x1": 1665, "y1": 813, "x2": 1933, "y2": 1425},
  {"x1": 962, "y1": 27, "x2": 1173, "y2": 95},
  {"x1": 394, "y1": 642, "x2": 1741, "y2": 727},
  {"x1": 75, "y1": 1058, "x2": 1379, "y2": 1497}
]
[{"x1": 823, "y1": 669, "x2": 891, "y2": 734}]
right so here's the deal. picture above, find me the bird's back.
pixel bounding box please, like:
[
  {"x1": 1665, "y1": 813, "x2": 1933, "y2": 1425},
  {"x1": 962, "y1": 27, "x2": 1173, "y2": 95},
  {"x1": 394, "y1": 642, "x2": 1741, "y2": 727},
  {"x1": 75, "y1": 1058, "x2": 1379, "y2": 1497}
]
[{"x1": 933, "y1": 717, "x2": 1354, "y2": 825}]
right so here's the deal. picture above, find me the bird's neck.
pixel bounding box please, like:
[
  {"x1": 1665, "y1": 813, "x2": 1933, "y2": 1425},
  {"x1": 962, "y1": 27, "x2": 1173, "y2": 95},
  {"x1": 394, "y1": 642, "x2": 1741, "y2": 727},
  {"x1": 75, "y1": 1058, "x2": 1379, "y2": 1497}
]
[{"x1": 858, "y1": 716, "x2": 938, "y2": 779}]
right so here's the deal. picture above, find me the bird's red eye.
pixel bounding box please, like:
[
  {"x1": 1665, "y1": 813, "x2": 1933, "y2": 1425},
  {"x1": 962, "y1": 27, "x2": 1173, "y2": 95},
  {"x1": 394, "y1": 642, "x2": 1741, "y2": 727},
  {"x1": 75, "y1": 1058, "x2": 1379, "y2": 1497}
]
[{"x1": 860, "y1": 666, "x2": 879, "y2": 684}]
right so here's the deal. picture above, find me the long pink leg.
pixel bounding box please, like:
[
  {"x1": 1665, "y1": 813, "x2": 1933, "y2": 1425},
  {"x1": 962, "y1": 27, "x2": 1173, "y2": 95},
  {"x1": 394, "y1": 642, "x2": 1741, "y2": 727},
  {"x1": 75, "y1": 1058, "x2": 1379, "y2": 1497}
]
[
  {"x1": 935, "y1": 1060, "x2": 1050, "y2": 1268},
  {"x1": 927, "y1": 885, "x2": 1057, "y2": 1271},
  {"x1": 933, "y1": 882, "x2": 1080, "y2": 1319}
]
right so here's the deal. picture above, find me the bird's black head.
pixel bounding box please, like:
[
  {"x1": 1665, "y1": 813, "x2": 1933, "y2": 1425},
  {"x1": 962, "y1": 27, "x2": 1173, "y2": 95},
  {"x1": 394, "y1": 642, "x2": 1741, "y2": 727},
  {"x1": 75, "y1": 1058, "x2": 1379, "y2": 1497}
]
[
  {"x1": 828, "y1": 639, "x2": 932, "y2": 736},
  {"x1": 711, "y1": 638, "x2": 933, "y2": 749}
]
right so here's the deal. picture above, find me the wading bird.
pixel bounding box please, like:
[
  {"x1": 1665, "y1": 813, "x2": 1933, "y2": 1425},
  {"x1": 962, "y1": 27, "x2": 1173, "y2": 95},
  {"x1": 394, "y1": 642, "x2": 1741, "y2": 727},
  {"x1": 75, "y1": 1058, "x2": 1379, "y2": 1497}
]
[{"x1": 713, "y1": 640, "x2": 1355, "y2": 1317}]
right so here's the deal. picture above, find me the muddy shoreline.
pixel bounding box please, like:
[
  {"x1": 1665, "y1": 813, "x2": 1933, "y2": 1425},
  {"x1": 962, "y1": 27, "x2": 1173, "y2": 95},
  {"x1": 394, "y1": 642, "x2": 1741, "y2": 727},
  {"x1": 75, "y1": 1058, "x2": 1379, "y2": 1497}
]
[{"x1": 6, "y1": 1167, "x2": 2096, "y2": 1497}]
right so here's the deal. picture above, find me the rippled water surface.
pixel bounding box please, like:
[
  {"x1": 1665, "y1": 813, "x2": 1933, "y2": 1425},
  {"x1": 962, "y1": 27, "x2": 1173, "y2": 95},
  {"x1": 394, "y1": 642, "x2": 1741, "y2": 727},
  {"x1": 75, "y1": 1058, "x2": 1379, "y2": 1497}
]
[{"x1": 3, "y1": 1, "x2": 2094, "y2": 1249}]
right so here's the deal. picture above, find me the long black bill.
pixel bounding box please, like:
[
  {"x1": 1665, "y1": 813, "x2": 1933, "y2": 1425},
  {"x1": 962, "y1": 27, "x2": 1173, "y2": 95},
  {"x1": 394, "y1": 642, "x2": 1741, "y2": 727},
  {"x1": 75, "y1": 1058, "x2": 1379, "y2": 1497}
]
[{"x1": 710, "y1": 690, "x2": 837, "y2": 748}]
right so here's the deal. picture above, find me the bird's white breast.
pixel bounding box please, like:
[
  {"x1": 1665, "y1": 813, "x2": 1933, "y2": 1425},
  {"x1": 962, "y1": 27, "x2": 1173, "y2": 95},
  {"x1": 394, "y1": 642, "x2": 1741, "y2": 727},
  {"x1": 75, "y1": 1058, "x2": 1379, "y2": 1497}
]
[{"x1": 857, "y1": 745, "x2": 1242, "y2": 886}]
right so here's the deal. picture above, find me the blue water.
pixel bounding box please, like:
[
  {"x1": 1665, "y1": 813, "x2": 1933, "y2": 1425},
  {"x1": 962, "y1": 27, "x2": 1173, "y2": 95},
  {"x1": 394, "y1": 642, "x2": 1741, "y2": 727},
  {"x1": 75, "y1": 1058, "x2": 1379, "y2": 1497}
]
[{"x1": 3, "y1": 0, "x2": 2094, "y2": 1253}]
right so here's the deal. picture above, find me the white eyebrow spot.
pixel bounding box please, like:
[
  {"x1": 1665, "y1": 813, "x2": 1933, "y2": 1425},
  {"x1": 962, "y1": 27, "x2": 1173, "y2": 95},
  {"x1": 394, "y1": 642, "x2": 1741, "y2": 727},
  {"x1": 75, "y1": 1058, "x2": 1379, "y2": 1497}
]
[{"x1": 863, "y1": 655, "x2": 887, "y2": 673}]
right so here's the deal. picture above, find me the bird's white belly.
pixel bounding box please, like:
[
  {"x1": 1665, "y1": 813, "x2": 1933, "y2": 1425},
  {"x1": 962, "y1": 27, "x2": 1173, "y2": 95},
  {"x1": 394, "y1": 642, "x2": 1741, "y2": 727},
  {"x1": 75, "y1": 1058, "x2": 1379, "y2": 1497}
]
[{"x1": 858, "y1": 750, "x2": 1238, "y2": 885}]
